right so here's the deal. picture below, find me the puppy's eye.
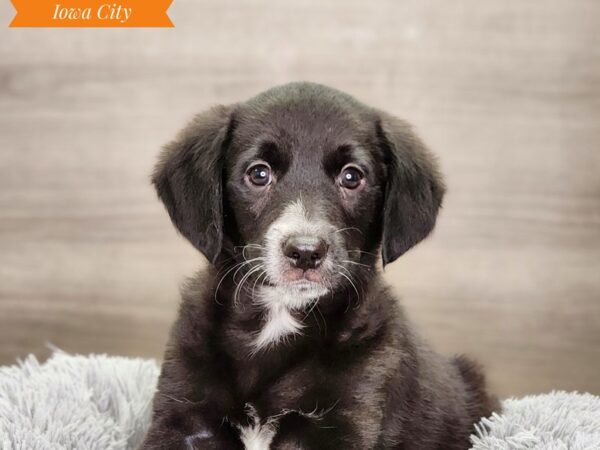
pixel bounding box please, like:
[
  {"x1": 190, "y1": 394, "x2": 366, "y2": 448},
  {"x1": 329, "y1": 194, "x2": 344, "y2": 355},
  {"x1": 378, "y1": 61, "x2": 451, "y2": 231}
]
[
  {"x1": 247, "y1": 163, "x2": 272, "y2": 187},
  {"x1": 339, "y1": 166, "x2": 364, "y2": 190}
]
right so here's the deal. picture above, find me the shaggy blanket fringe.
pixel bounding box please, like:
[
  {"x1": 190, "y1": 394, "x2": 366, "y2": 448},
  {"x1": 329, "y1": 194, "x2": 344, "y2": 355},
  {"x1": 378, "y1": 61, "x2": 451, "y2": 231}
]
[
  {"x1": 0, "y1": 351, "x2": 158, "y2": 450},
  {"x1": 0, "y1": 352, "x2": 598, "y2": 450}
]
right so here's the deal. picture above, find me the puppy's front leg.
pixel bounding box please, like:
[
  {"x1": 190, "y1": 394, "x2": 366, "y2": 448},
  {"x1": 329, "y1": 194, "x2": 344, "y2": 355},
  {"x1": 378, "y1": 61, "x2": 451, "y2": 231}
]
[
  {"x1": 139, "y1": 354, "x2": 244, "y2": 450},
  {"x1": 141, "y1": 412, "x2": 242, "y2": 450},
  {"x1": 140, "y1": 407, "x2": 243, "y2": 450}
]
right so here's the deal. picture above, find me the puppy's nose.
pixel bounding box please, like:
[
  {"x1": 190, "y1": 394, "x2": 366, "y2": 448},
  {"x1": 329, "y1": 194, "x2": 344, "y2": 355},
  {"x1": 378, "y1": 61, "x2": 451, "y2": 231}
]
[{"x1": 283, "y1": 236, "x2": 328, "y2": 271}]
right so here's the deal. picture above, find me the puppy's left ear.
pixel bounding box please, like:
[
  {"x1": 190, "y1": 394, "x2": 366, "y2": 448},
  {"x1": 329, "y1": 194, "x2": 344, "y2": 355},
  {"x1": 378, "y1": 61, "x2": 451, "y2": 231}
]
[
  {"x1": 152, "y1": 105, "x2": 235, "y2": 264},
  {"x1": 377, "y1": 111, "x2": 446, "y2": 266}
]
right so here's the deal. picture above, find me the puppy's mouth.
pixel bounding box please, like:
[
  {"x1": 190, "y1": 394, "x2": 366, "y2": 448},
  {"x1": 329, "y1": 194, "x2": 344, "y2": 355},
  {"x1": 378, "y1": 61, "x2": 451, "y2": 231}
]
[
  {"x1": 281, "y1": 267, "x2": 325, "y2": 284},
  {"x1": 262, "y1": 252, "x2": 338, "y2": 307}
]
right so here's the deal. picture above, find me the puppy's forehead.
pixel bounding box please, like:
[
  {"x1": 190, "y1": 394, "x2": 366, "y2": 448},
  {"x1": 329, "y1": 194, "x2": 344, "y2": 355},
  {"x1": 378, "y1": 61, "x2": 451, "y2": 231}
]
[{"x1": 231, "y1": 96, "x2": 371, "y2": 158}]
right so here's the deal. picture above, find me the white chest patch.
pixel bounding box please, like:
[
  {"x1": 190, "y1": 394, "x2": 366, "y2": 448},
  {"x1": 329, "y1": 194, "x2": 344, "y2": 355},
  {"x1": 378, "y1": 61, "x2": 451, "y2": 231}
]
[
  {"x1": 237, "y1": 405, "x2": 278, "y2": 450},
  {"x1": 252, "y1": 297, "x2": 304, "y2": 353}
]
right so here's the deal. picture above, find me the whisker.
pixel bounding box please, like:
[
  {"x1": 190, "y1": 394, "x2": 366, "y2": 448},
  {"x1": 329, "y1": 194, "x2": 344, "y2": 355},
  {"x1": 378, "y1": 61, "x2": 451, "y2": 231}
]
[
  {"x1": 342, "y1": 260, "x2": 371, "y2": 269},
  {"x1": 234, "y1": 244, "x2": 264, "y2": 249},
  {"x1": 347, "y1": 249, "x2": 378, "y2": 257},
  {"x1": 332, "y1": 227, "x2": 363, "y2": 235},
  {"x1": 239, "y1": 244, "x2": 265, "y2": 261},
  {"x1": 239, "y1": 269, "x2": 266, "y2": 300},
  {"x1": 234, "y1": 264, "x2": 265, "y2": 306},
  {"x1": 335, "y1": 263, "x2": 365, "y2": 310},
  {"x1": 232, "y1": 257, "x2": 264, "y2": 283},
  {"x1": 238, "y1": 263, "x2": 264, "y2": 293},
  {"x1": 214, "y1": 255, "x2": 238, "y2": 276},
  {"x1": 251, "y1": 269, "x2": 269, "y2": 298},
  {"x1": 337, "y1": 270, "x2": 360, "y2": 304},
  {"x1": 214, "y1": 260, "x2": 249, "y2": 304},
  {"x1": 214, "y1": 258, "x2": 262, "y2": 303},
  {"x1": 260, "y1": 271, "x2": 270, "y2": 291},
  {"x1": 304, "y1": 298, "x2": 321, "y2": 334}
]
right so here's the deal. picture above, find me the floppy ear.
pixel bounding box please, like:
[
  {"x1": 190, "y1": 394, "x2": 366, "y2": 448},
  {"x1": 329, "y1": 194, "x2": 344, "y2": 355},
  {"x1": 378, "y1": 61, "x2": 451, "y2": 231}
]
[
  {"x1": 377, "y1": 111, "x2": 446, "y2": 266},
  {"x1": 152, "y1": 105, "x2": 234, "y2": 264}
]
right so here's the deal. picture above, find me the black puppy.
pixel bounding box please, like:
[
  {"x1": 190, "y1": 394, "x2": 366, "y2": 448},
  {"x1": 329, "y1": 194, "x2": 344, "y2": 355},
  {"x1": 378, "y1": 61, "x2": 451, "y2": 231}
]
[{"x1": 140, "y1": 82, "x2": 498, "y2": 450}]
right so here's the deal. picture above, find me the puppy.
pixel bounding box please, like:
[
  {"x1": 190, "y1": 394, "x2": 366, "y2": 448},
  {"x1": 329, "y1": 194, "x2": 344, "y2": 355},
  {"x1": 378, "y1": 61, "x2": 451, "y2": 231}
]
[{"x1": 140, "y1": 82, "x2": 498, "y2": 450}]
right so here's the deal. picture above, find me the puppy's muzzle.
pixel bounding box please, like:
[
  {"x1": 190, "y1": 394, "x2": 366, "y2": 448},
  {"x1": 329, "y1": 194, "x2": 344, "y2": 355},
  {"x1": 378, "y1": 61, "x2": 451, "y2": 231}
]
[{"x1": 283, "y1": 236, "x2": 329, "y2": 271}]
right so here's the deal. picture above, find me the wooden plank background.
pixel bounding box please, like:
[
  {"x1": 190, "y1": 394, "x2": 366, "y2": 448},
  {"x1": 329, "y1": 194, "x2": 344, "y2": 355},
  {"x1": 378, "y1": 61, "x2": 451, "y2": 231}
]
[{"x1": 1, "y1": 0, "x2": 599, "y2": 399}]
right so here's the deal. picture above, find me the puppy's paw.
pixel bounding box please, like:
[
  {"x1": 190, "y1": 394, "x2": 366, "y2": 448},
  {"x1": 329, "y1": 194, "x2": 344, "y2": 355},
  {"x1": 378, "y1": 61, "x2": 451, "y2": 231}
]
[{"x1": 184, "y1": 430, "x2": 244, "y2": 450}]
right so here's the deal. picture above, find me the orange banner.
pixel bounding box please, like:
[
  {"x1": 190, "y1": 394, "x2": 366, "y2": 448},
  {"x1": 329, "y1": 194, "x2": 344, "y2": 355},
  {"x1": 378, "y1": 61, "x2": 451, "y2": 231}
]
[{"x1": 10, "y1": 0, "x2": 173, "y2": 27}]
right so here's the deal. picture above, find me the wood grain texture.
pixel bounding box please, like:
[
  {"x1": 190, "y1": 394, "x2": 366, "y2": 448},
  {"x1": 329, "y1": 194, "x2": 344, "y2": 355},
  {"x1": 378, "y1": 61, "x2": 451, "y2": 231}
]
[{"x1": 0, "y1": 0, "x2": 599, "y2": 398}]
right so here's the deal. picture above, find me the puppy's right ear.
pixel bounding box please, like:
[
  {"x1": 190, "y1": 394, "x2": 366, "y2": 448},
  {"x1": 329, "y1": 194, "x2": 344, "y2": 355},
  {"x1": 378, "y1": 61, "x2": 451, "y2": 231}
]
[{"x1": 152, "y1": 105, "x2": 234, "y2": 264}]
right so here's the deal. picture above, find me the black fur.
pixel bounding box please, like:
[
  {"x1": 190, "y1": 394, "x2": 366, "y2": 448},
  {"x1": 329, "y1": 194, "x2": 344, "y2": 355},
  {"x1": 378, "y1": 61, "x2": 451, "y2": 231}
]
[{"x1": 141, "y1": 82, "x2": 499, "y2": 450}]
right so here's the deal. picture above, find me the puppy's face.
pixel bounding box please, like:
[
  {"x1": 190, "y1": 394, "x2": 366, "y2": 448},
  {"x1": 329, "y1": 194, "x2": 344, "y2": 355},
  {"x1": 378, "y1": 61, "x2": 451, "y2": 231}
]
[
  {"x1": 223, "y1": 100, "x2": 386, "y2": 306},
  {"x1": 153, "y1": 83, "x2": 444, "y2": 309}
]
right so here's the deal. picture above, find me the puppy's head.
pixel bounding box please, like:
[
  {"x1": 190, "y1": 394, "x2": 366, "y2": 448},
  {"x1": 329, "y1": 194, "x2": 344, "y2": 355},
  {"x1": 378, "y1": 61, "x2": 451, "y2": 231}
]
[{"x1": 153, "y1": 83, "x2": 444, "y2": 308}]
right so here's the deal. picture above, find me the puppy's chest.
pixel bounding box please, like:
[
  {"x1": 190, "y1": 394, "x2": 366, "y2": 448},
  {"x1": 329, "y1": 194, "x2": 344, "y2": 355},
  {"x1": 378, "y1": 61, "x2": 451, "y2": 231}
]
[
  {"x1": 229, "y1": 355, "x2": 326, "y2": 439},
  {"x1": 233, "y1": 351, "x2": 316, "y2": 407}
]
